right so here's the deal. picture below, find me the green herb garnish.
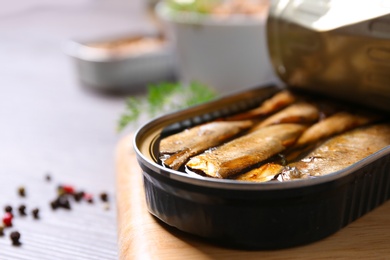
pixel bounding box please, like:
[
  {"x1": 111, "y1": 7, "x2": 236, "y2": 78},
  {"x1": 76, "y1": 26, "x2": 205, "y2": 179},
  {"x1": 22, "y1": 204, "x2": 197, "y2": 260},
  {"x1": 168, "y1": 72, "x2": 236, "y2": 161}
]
[
  {"x1": 117, "y1": 81, "x2": 217, "y2": 132},
  {"x1": 166, "y1": 0, "x2": 220, "y2": 13}
]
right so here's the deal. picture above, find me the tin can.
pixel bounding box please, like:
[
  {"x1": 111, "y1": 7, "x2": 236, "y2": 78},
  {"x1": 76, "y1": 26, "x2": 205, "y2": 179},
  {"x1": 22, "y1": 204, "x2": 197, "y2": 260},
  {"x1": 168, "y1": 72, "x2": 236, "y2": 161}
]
[
  {"x1": 267, "y1": 0, "x2": 390, "y2": 112},
  {"x1": 133, "y1": 0, "x2": 390, "y2": 249}
]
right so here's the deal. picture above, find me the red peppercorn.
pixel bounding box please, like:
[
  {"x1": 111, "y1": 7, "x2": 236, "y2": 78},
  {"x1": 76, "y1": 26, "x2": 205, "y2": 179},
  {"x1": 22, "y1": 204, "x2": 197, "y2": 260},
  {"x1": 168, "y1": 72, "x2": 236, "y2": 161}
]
[
  {"x1": 62, "y1": 185, "x2": 75, "y2": 194},
  {"x1": 3, "y1": 212, "x2": 13, "y2": 227},
  {"x1": 83, "y1": 193, "x2": 94, "y2": 203}
]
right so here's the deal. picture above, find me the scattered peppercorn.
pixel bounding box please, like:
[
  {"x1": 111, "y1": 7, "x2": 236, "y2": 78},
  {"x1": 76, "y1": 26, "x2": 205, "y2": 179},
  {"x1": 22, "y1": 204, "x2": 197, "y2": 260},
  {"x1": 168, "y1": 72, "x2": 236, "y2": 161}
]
[
  {"x1": 18, "y1": 186, "x2": 26, "y2": 197},
  {"x1": 32, "y1": 208, "x2": 40, "y2": 219},
  {"x1": 57, "y1": 185, "x2": 65, "y2": 196},
  {"x1": 73, "y1": 191, "x2": 85, "y2": 202},
  {"x1": 58, "y1": 196, "x2": 71, "y2": 210},
  {"x1": 50, "y1": 195, "x2": 71, "y2": 210},
  {"x1": 45, "y1": 174, "x2": 51, "y2": 182},
  {"x1": 0, "y1": 224, "x2": 4, "y2": 236},
  {"x1": 18, "y1": 205, "x2": 27, "y2": 216},
  {"x1": 3, "y1": 212, "x2": 13, "y2": 227},
  {"x1": 84, "y1": 193, "x2": 94, "y2": 204},
  {"x1": 4, "y1": 205, "x2": 13, "y2": 215},
  {"x1": 62, "y1": 185, "x2": 75, "y2": 194},
  {"x1": 50, "y1": 200, "x2": 58, "y2": 210},
  {"x1": 10, "y1": 231, "x2": 21, "y2": 246},
  {"x1": 100, "y1": 192, "x2": 109, "y2": 202}
]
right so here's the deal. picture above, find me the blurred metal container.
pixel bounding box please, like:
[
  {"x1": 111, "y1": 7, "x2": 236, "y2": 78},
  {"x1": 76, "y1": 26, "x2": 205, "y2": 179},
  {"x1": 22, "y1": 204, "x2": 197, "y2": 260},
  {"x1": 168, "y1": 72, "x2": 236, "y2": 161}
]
[
  {"x1": 66, "y1": 34, "x2": 176, "y2": 91},
  {"x1": 267, "y1": 0, "x2": 390, "y2": 112},
  {"x1": 155, "y1": 1, "x2": 275, "y2": 95}
]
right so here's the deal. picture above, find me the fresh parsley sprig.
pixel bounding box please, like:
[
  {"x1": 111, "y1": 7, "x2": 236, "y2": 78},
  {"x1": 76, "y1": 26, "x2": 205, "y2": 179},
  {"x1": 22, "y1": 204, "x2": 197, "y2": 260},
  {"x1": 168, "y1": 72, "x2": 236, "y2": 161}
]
[{"x1": 117, "y1": 81, "x2": 217, "y2": 132}]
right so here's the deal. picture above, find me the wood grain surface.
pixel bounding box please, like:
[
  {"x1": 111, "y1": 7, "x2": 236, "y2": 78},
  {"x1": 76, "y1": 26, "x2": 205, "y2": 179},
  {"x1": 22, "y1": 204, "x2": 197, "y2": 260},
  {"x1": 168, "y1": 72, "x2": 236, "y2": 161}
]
[
  {"x1": 0, "y1": 1, "x2": 155, "y2": 259},
  {"x1": 116, "y1": 134, "x2": 390, "y2": 260}
]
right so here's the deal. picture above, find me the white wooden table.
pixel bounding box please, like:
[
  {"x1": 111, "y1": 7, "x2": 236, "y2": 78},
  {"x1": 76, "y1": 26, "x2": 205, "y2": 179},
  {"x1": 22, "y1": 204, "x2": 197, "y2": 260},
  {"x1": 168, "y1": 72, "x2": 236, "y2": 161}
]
[{"x1": 0, "y1": 0, "x2": 153, "y2": 259}]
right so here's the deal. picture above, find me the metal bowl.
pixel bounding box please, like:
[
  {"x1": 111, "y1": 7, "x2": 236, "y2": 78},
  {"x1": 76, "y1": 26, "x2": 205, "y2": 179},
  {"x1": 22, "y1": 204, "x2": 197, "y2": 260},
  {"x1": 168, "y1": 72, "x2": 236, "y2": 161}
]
[{"x1": 65, "y1": 34, "x2": 176, "y2": 91}]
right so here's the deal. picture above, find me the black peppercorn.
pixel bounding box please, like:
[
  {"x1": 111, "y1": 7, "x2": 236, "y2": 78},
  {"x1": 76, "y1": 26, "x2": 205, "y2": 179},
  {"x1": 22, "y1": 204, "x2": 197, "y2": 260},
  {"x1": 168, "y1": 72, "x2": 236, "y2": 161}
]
[
  {"x1": 4, "y1": 205, "x2": 13, "y2": 214},
  {"x1": 73, "y1": 191, "x2": 85, "y2": 202},
  {"x1": 51, "y1": 195, "x2": 71, "y2": 210},
  {"x1": 32, "y1": 208, "x2": 40, "y2": 219},
  {"x1": 45, "y1": 174, "x2": 51, "y2": 182},
  {"x1": 50, "y1": 200, "x2": 59, "y2": 210},
  {"x1": 100, "y1": 192, "x2": 109, "y2": 202},
  {"x1": 58, "y1": 195, "x2": 71, "y2": 210},
  {"x1": 10, "y1": 231, "x2": 21, "y2": 246},
  {"x1": 18, "y1": 205, "x2": 27, "y2": 216}
]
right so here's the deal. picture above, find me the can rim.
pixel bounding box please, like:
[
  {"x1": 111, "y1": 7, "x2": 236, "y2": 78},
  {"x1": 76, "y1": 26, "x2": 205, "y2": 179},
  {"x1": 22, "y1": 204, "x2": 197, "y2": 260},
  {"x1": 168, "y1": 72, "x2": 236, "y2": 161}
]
[{"x1": 133, "y1": 86, "x2": 390, "y2": 191}]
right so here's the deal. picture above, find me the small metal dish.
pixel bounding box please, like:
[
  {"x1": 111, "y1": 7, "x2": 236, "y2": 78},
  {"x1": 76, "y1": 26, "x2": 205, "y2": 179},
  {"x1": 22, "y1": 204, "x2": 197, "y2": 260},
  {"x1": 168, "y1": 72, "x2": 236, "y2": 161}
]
[{"x1": 65, "y1": 34, "x2": 176, "y2": 91}]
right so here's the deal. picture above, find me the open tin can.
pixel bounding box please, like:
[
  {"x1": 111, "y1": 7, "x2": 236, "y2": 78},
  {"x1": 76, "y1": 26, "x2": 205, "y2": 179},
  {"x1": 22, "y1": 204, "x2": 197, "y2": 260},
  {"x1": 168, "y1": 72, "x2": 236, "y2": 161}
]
[{"x1": 133, "y1": 0, "x2": 390, "y2": 249}]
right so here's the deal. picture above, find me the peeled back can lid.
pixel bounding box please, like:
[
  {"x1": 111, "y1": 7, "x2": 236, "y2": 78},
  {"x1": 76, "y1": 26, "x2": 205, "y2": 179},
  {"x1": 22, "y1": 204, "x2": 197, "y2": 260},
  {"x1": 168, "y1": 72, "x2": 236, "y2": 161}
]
[{"x1": 267, "y1": 0, "x2": 390, "y2": 112}]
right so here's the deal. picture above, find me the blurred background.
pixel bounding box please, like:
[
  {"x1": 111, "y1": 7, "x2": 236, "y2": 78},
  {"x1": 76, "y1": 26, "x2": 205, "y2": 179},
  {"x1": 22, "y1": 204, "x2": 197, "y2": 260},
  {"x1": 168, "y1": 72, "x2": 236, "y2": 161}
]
[
  {"x1": 0, "y1": 0, "x2": 273, "y2": 259},
  {"x1": 0, "y1": 1, "x2": 150, "y2": 259}
]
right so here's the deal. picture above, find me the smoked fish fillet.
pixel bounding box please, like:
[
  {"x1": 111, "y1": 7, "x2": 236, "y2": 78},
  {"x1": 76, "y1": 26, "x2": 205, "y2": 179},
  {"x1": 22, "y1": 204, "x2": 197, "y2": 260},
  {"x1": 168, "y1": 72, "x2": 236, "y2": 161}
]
[
  {"x1": 295, "y1": 111, "x2": 382, "y2": 147},
  {"x1": 186, "y1": 124, "x2": 306, "y2": 178},
  {"x1": 235, "y1": 163, "x2": 284, "y2": 182},
  {"x1": 226, "y1": 90, "x2": 296, "y2": 121},
  {"x1": 279, "y1": 123, "x2": 390, "y2": 180},
  {"x1": 159, "y1": 120, "x2": 254, "y2": 170},
  {"x1": 250, "y1": 102, "x2": 319, "y2": 132}
]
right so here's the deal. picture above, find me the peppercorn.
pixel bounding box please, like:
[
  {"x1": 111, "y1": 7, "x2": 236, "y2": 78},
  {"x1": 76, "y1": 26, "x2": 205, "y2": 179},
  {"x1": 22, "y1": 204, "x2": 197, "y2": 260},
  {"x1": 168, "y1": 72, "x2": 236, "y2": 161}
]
[
  {"x1": 4, "y1": 205, "x2": 13, "y2": 215},
  {"x1": 18, "y1": 205, "x2": 27, "y2": 216},
  {"x1": 84, "y1": 193, "x2": 94, "y2": 204},
  {"x1": 62, "y1": 185, "x2": 75, "y2": 194},
  {"x1": 50, "y1": 200, "x2": 58, "y2": 210},
  {"x1": 32, "y1": 208, "x2": 40, "y2": 219},
  {"x1": 57, "y1": 195, "x2": 71, "y2": 210},
  {"x1": 45, "y1": 173, "x2": 51, "y2": 182},
  {"x1": 73, "y1": 191, "x2": 85, "y2": 202},
  {"x1": 51, "y1": 195, "x2": 71, "y2": 210},
  {"x1": 0, "y1": 224, "x2": 4, "y2": 236},
  {"x1": 10, "y1": 231, "x2": 21, "y2": 246},
  {"x1": 57, "y1": 185, "x2": 65, "y2": 196},
  {"x1": 3, "y1": 212, "x2": 13, "y2": 227},
  {"x1": 100, "y1": 192, "x2": 109, "y2": 202},
  {"x1": 18, "y1": 186, "x2": 26, "y2": 197}
]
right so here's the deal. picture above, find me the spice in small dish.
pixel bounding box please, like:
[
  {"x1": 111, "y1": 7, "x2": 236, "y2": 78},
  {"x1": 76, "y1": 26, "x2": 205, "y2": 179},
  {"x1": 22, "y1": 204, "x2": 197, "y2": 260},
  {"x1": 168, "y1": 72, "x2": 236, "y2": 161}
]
[{"x1": 87, "y1": 36, "x2": 166, "y2": 57}]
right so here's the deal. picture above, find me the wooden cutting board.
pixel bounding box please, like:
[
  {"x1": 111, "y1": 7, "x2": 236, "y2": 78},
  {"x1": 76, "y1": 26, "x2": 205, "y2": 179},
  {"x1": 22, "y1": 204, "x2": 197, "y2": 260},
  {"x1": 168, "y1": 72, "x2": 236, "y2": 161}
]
[{"x1": 116, "y1": 134, "x2": 390, "y2": 260}]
